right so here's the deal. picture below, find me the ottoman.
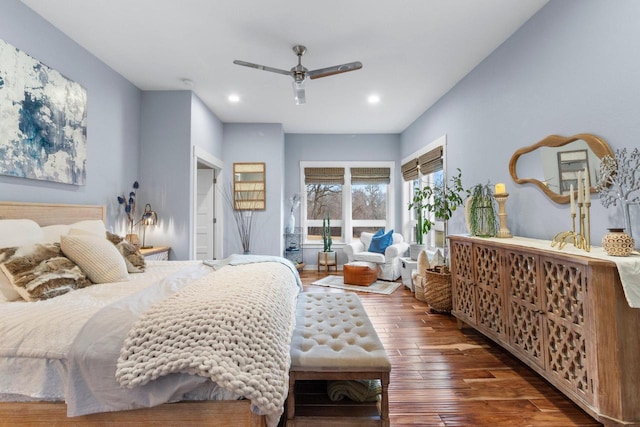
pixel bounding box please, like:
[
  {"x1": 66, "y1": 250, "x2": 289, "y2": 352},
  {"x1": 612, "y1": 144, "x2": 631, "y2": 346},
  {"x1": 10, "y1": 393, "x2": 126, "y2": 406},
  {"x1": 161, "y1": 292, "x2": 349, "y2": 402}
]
[{"x1": 344, "y1": 261, "x2": 378, "y2": 286}]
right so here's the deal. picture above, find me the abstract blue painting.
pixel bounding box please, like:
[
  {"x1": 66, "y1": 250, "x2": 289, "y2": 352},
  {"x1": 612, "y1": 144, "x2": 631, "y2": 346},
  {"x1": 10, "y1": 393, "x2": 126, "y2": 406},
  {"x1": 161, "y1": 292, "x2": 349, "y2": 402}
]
[{"x1": 0, "y1": 38, "x2": 87, "y2": 185}]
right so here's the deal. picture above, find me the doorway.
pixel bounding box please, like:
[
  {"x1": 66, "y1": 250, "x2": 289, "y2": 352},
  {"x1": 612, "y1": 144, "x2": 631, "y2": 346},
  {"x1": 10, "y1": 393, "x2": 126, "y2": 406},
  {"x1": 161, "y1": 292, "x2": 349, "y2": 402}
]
[
  {"x1": 196, "y1": 166, "x2": 215, "y2": 260},
  {"x1": 193, "y1": 147, "x2": 223, "y2": 260}
]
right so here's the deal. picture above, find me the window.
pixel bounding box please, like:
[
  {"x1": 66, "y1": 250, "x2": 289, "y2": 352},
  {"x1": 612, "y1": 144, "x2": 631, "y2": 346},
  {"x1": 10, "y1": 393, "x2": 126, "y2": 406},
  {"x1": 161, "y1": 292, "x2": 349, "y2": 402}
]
[
  {"x1": 302, "y1": 163, "x2": 394, "y2": 244},
  {"x1": 305, "y1": 167, "x2": 344, "y2": 243},
  {"x1": 402, "y1": 143, "x2": 445, "y2": 249},
  {"x1": 351, "y1": 167, "x2": 389, "y2": 238}
]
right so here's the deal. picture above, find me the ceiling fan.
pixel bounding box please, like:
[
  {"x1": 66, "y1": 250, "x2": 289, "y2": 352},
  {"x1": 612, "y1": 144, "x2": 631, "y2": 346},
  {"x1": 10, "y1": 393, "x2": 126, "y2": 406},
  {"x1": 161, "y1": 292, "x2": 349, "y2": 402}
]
[{"x1": 233, "y1": 45, "x2": 363, "y2": 105}]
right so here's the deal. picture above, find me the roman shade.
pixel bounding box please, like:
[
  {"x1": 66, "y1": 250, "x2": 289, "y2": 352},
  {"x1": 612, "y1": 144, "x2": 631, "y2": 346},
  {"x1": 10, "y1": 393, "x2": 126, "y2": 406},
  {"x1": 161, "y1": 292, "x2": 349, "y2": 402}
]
[
  {"x1": 418, "y1": 146, "x2": 443, "y2": 176},
  {"x1": 350, "y1": 167, "x2": 390, "y2": 184},
  {"x1": 304, "y1": 167, "x2": 345, "y2": 185},
  {"x1": 401, "y1": 159, "x2": 419, "y2": 182}
]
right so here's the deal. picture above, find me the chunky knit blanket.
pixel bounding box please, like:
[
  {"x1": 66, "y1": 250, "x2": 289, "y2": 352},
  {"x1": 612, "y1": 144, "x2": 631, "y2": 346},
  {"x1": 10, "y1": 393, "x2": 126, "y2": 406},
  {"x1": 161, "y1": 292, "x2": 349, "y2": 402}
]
[{"x1": 115, "y1": 261, "x2": 299, "y2": 418}]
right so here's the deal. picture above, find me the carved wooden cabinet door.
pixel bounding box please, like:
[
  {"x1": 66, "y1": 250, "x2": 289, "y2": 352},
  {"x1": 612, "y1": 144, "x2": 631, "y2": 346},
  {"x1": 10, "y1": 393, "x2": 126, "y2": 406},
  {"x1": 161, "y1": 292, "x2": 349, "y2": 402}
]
[
  {"x1": 450, "y1": 239, "x2": 476, "y2": 326},
  {"x1": 505, "y1": 249, "x2": 545, "y2": 369},
  {"x1": 541, "y1": 255, "x2": 593, "y2": 405},
  {"x1": 473, "y1": 244, "x2": 507, "y2": 342}
]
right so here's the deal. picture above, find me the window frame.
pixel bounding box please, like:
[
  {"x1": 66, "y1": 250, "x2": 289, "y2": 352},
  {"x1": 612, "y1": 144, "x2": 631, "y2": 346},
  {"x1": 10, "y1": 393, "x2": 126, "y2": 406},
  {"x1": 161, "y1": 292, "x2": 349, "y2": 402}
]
[
  {"x1": 300, "y1": 160, "x2": 395, "y2": 247},
  {"x1": 402, "y1": 135, "x2": 447, "y2": 251}
]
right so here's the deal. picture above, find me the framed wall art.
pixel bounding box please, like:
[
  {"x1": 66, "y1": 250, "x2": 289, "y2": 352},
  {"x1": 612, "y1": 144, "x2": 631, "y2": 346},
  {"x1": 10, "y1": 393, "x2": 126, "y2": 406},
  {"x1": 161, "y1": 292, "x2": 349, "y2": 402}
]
[{"x1": 0, "y1": 38, "x2": 87, "y2": 185}]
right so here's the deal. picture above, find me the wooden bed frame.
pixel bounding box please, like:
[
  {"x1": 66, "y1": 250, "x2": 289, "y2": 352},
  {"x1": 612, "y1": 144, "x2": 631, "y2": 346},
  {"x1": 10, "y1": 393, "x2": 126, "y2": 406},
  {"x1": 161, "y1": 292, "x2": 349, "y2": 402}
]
[{"x1": 0, "y1": 201, "x2": 268, "y2": 427}]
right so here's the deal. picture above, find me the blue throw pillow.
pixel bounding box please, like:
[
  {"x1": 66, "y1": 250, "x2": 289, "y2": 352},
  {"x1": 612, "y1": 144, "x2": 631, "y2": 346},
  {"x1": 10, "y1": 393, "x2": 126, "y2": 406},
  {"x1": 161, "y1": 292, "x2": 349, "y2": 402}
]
[{"x1": 368, "y1": 229, "x2": 394, "y2": 254}]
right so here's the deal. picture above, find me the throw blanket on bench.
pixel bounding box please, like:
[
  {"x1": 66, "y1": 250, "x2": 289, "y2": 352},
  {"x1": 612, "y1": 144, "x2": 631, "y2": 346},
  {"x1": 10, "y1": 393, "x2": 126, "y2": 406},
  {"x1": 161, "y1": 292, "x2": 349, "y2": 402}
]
[{"x1": 116, "y1": 261, "x2": 299, "y2": 419}]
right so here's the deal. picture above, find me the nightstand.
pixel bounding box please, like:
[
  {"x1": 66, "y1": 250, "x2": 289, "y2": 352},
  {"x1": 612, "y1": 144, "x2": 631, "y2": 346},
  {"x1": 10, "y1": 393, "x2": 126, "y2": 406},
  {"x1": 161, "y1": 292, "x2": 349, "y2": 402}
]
[{"x1": 139, "y1": 246, "x2": 171, "y2": 261}]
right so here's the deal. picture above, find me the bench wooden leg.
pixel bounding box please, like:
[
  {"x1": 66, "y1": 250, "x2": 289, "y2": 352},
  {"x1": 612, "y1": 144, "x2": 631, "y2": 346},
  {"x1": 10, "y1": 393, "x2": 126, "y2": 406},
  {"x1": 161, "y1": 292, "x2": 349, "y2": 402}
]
[
  {"x1": 286, "y1": 373, "x2": 296, "y2": 427},
  {"x1": 380, "y1": 372, "x2": 390, "y2": 427}
]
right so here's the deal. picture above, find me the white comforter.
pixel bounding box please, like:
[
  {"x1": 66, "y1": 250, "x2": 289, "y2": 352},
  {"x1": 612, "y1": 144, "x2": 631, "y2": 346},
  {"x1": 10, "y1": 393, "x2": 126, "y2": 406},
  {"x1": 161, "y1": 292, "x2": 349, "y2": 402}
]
[{"x1": 0, "y1": 256, "x2": 301, "y2": 426}]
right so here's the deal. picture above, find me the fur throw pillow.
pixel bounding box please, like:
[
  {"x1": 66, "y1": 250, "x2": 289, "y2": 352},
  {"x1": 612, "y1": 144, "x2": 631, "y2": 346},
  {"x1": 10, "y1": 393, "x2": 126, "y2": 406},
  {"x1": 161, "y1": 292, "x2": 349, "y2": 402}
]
[
  {"x1": 0, "y1": 243, "x2": 92, "y2": 301},
  {"x1": 106, "y1": 231, "x2": 146, "y2": 273}
]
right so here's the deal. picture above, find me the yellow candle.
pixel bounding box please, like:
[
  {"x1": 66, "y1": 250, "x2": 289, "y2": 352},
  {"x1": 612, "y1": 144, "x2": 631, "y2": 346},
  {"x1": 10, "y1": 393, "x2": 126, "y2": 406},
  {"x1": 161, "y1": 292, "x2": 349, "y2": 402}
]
[
  {"x1": 570, "y1": 184, "x2": 575, "y2": 214},
  {"x1": 495, "y1": 183, "x2": 506, "y2": 194}
]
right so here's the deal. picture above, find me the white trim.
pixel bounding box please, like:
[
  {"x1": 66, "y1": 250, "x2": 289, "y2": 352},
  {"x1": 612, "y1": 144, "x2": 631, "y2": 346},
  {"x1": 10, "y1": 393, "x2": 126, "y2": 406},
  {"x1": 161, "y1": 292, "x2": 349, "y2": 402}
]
[
  {"x1": 401, "y1": 134, "x2": 447, "y2": 165},
  {"x1": 402, "y1": 134, "x2": 448, "y2": 248},
  {"x1": 300, "y1": 160, "x2": 395, "y2": 245},
  {"x1": 193, "y1": 146, "x2": 224, "y2": 260}
]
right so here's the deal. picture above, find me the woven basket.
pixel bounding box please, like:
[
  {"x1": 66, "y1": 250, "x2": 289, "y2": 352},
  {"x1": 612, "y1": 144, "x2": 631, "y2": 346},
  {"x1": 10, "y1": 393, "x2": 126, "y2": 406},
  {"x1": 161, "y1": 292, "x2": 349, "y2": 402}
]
[{"x1": 424, "y1": 266, "x2": 452, "y2": 313}]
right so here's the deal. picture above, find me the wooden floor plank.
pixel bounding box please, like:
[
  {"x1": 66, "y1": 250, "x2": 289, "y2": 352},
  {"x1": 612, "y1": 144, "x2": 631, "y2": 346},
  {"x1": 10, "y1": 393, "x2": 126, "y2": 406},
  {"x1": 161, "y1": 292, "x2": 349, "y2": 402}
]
[{"x1": 296, "y1": 270, "x2": 602, "y2": 427}]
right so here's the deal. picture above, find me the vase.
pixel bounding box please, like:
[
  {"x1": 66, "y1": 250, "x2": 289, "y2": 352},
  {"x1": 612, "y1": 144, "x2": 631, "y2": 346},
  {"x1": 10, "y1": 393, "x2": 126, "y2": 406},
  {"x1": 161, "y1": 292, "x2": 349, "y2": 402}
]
[
  {"x1": 601, "y1": 228, "x2": 634, "y2": 257},
  {"x1": 286, "y1": 213, "x2": 295, "y2": 234}
]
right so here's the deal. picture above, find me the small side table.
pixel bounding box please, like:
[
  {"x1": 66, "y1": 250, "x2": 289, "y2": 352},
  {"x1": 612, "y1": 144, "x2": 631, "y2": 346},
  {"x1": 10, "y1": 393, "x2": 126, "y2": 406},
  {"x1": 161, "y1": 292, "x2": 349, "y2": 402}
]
[
  {"x1": 317, "y1": 251, "x2": 337, "y2": 272},
  {"x1": 139, "y1": 245, "x2": 171, "y2": 261},
  {"x1": 400, "y1": 257, "x2": 418, "y2": 291}
]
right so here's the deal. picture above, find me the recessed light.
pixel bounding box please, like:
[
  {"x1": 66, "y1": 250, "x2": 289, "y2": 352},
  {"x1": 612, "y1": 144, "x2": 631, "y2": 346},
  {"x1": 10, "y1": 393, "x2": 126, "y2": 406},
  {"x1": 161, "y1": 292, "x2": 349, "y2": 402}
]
[
  {"x1": 368, "y1": 94, "x2": 380, "y2": 104},
  {"x1": 228, "y1": 94, "x2": 240, "y2": 103}
]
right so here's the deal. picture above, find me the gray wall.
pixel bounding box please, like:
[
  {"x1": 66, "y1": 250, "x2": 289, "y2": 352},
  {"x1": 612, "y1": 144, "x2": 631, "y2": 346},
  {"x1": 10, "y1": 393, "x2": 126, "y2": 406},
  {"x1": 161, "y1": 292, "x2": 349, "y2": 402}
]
[
  {"x1": 0, "y1": 0, "x2": 141, "y2": 230},
  {"x1": 139, "y1": 91, "x2": 224, "y2": 260},
  {"x1": 222, "y1": 123, "x2": 285, "y2": 257},
  {"x1": 139, "y1": 91, "x2": 192, "y2": 259},
  {"x1": 284, "y1": 133, "x2": 402, "y2": 265},
  {"x1": 402, "y1": 0, "x2": 640, "y2": 243}
]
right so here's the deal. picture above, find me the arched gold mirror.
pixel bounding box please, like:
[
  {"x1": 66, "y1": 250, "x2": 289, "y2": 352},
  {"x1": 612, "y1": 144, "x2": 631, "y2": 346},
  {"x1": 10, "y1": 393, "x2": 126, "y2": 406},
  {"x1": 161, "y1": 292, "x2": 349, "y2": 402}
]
[{"x1": 508, "y1": 133, "x2": 614, "y2": 204}]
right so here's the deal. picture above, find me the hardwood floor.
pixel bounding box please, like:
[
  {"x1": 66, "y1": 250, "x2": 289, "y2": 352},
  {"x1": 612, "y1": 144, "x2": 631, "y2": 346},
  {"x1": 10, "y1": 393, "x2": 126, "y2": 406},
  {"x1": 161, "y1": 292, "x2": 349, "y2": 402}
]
[{"x1": 296, "y1": 270, "x2": 602, "y2": 427}]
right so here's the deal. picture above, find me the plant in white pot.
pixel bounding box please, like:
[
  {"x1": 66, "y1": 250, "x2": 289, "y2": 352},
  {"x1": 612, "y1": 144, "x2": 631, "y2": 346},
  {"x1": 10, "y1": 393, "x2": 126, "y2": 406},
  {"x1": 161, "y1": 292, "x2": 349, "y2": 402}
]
[{"x1": 408, "y1": 168, "x2": 468, "y2": 261}]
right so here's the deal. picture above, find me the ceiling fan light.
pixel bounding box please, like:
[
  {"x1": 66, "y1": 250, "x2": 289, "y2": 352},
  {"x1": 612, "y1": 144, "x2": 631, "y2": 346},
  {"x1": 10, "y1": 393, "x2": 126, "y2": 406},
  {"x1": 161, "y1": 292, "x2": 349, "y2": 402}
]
[{"x1": 292, "y1": 80, "x2": 306, "y2": 105}]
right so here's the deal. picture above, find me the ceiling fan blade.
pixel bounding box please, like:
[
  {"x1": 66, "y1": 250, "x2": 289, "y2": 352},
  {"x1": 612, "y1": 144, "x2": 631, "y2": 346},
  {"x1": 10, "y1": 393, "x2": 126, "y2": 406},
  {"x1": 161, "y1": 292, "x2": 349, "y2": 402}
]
[
  {"x1": 233, "y1": 60, "x2": 291, "y2": 76},
  {"x1": 307, "y1": 61, "x2": 363, "y2": 80},
  {"x1": 292, "y1": 80, "x2": 306, "y2": 105}
]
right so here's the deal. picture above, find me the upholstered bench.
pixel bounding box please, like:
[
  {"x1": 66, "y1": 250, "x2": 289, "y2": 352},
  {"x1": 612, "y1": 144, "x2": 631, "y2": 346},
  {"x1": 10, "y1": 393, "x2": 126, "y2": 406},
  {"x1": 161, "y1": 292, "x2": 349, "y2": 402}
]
[
  {"x1": 287, "y1": 292, "x2": 391, "y2": 427},
  {"x1": 343, "y1": 261, "x2": 378, "y2": 286}
]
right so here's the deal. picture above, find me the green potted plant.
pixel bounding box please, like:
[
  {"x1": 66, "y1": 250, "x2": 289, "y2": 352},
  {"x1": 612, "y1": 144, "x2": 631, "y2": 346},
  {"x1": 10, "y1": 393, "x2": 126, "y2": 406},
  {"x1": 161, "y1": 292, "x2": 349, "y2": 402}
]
[
  {"x1": 408, "y1": 168, "x2": 468, "y2": 259},
  {"x1": 322, "y1": 214, "x2": 333, "y2": 252},
  {"x1": 467, "y1": 182, "x2": 498, "y2": 237}
]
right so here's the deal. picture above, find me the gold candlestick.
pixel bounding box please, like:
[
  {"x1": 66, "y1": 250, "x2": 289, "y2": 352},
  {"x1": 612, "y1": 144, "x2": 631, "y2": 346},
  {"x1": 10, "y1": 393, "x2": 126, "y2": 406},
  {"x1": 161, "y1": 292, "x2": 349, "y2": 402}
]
[
  {"x1": 552, "y1": 213, "x2": 577, "y2": 250},
  {"x1": 493, "y1": 193, "x2": 512, "y2": 238}
]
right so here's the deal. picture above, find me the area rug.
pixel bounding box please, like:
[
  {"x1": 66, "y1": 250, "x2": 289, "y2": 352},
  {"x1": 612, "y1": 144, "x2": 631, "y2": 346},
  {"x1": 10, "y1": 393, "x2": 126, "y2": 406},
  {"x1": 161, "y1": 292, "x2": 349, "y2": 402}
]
[{"x1": 311, "y1": 275, "x2": 402, "y2": 295}]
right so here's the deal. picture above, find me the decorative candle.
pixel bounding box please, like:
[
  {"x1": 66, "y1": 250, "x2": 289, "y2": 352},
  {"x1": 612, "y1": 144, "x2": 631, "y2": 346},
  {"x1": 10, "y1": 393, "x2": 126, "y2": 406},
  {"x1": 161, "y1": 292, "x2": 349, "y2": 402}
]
[
  {"x1": 570, "y1": 184, "x2": 575, "y2": 214},
  {"x1": 495, "y1": 183, "x2": 506, "y2": 194},
  {"x1": 577, "y1": 171, "x2": 583, "y2": 204},
  {"x1": 583, "y1": 168, "x2": 590, "y2": 203}
]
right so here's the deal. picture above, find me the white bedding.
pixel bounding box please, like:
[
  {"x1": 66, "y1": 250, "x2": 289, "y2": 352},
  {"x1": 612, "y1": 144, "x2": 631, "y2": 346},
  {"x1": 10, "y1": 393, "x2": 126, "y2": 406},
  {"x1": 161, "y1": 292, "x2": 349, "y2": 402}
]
[
  {"x1": 0, "y1": 257, "x2": 301, "y2": 427},
  {"x1": 0, "y1": 261, "x2": 204, "y2": 398}
]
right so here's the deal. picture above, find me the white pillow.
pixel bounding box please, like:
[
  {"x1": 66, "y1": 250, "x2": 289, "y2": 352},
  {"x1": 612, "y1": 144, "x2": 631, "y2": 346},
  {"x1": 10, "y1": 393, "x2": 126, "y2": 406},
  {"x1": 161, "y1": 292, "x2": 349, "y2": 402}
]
[
  {"x1": 61, "y1": 234, "x2": 128, "y2": 284},
  {"x1": 40, "y1": 224, "x2": 72, "y2": 244},
  {"x1": 0, "y1": 219, "x2": 44, "y2": 248},
  {"x1": 68, "y1": 220, "x2": 107, "y2": 237}
]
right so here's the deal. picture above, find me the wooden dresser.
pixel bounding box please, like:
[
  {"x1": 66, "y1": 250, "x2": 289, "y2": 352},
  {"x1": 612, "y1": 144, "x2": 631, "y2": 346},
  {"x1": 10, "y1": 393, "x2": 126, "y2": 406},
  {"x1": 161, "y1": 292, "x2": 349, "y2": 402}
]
[{"x1": 449, "y1": 235, "x2": 640, "y2": 427}]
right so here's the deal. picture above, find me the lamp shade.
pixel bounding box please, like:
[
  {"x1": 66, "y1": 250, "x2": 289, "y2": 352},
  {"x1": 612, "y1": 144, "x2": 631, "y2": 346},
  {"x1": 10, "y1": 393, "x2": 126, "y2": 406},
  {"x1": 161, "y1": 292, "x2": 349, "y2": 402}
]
[
  {"x1": 141, "y1": 204, "x2": 157, "y2": 226},
  {"x1": 140, "y1": 204, "x2": 157, "y2": 248}
]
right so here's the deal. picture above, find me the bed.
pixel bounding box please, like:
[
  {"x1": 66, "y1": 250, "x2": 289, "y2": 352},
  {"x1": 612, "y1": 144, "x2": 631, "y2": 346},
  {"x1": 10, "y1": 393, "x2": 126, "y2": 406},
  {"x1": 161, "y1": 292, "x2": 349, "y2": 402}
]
[{"x1": 0, "y1": 201, "x2": 302, "y2": 427}]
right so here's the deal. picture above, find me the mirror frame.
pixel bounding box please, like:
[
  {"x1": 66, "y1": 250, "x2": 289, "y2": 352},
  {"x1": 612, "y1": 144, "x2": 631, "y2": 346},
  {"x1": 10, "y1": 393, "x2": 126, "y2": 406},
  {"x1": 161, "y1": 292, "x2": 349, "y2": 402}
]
[{"x1": 508, "y1": 133, "x2": 614, "y2": 204}]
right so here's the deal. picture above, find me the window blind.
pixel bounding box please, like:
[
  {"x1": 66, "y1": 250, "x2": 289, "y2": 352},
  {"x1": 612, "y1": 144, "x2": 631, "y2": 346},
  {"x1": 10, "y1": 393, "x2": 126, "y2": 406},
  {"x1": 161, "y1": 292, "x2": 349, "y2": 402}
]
[
  {"x1": 401, "y1": 158, "x2": 419, "y2": 182},
  {"x1": 304, "y1": 167, "x2": 345, "y2": 185},
  {"x1": 350, "y1": 167, "x2": 390, "y2": 184},
  {"x1": 418, "y1": 146, "x2": 443, "y2": 175}
]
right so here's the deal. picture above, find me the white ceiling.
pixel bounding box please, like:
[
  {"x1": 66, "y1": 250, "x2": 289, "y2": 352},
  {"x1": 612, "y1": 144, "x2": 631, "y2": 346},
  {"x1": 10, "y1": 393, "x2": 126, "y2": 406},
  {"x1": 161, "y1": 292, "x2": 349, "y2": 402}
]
[{"x1": 21, "y1": 0, "x2": 548, "y2": 134}]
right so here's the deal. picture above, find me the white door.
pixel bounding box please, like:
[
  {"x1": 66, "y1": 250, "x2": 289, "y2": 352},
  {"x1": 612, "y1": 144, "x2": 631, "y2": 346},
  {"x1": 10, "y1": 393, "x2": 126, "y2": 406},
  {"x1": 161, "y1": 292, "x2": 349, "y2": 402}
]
[{"x1": 196, "y1": 168, "x2": 215, "y2": 260}]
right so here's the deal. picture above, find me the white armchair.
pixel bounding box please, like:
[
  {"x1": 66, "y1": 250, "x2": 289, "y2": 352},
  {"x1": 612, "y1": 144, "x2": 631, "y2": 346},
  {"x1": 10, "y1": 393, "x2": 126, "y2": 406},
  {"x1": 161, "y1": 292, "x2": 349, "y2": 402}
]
[{"x1": 343, "y1": 231, "x2": 410, "y2": 281}]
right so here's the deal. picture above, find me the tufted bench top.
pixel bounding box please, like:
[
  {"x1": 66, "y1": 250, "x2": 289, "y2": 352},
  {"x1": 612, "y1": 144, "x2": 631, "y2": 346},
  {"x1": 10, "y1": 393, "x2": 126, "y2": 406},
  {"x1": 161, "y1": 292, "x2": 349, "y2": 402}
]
[{"x1": 290, "y1": 292, "x2": 391, "y2": 372}]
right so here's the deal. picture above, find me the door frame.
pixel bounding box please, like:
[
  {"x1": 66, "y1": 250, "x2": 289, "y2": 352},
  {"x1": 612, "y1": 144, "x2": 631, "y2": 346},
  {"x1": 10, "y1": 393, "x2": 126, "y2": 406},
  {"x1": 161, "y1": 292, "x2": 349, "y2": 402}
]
[{"x1": 193, "y1": 146, "x2": 224, "y2": 260}]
